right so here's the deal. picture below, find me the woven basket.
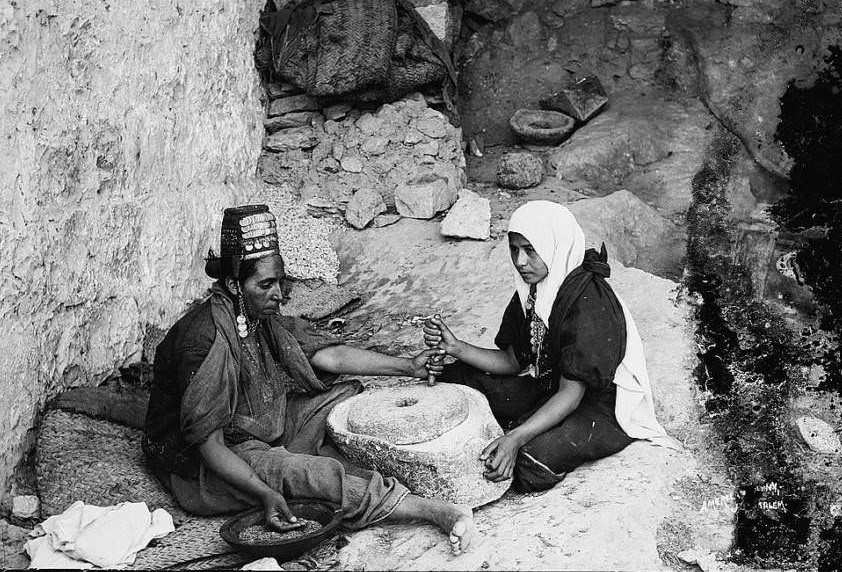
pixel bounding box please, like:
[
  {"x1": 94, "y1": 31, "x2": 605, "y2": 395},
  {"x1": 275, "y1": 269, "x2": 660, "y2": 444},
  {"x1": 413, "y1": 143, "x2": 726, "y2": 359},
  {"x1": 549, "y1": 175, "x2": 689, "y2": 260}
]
[
  {"x1": 384, "y1": 1, "x2": 447, "y2": 99},
  {"x1": 273, "y1": 0, "x2": 398, "y2": 98},
  {"x1": 312, "y1": 0, "x2": 398, "y2": 97}
]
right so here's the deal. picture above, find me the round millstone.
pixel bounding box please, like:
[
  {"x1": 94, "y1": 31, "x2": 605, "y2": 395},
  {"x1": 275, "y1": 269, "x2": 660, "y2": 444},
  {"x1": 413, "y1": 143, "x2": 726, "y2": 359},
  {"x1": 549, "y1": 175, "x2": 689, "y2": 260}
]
[{"x1": 346, "y1": 384, "x2": 469, "y2": 445}]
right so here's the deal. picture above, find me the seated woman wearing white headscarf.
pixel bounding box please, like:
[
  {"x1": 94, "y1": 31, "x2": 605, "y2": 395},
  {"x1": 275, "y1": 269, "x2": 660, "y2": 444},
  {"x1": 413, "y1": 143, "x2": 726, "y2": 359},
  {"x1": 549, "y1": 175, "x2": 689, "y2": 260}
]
[{"x1": 423, "y1": 200, "x2": 677, "y2": 492}]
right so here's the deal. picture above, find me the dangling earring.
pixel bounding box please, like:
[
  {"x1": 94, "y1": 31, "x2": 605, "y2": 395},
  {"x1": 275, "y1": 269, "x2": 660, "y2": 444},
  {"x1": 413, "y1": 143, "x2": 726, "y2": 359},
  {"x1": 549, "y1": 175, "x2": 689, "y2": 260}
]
[{"x1": 236, "y1": 289, "x2": 249, "y2": 339}]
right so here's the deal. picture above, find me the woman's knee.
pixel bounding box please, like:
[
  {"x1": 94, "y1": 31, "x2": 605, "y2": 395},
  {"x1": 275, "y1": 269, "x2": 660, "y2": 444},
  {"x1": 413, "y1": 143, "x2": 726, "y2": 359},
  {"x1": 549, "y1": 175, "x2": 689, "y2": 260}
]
[
  {"x1": 518, "y1": 425, "x2": 588, "y2": 475},
  {"x1": 513, "y1": 451, "x2": 566, "y2": 493},
  {"x1": 257, "y1": 450, "x2": 348, "y2": 498}
]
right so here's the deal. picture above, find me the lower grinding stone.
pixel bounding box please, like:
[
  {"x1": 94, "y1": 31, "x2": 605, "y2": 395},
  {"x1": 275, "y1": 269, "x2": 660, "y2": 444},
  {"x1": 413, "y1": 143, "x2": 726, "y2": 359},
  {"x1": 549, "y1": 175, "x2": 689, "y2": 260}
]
[{"x1": 328, "y1": 383, "x2": 510, "y2": 507}]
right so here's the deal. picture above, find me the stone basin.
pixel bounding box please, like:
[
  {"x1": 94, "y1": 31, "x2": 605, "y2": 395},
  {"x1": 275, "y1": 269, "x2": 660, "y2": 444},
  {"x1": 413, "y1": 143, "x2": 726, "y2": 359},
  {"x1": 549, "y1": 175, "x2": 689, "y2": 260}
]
[
  {"x1": 509, "y1": 108, "x2": 575, "y2": 145},
  {"x1": 327, "y1": 383, "x2": 510, "y2": 508}
]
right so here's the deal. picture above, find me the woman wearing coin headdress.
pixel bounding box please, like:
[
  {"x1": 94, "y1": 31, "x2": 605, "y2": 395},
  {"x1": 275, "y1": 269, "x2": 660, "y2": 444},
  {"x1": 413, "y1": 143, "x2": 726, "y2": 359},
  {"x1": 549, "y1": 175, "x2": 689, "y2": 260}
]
[{"x1": 143, "y1": 205, "x2": 473, "y2": 553}]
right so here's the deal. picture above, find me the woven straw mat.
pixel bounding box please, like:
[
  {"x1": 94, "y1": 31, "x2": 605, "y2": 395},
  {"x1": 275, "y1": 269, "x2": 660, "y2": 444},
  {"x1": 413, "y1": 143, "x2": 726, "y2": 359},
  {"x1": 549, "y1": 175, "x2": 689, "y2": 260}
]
[{"x1": 36, "y1": 410, "x2": 253, "y2": 569}]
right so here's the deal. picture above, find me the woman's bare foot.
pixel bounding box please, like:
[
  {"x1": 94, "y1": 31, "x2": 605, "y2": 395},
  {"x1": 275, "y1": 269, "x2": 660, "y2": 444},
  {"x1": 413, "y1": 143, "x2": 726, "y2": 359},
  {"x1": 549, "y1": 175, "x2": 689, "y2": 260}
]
[
  {"x1": 440, "y1": 503, "x2": 474, "y2": 555},
  {"x1": 386, "y1": 494, "x2": 476, "y2": 554}
]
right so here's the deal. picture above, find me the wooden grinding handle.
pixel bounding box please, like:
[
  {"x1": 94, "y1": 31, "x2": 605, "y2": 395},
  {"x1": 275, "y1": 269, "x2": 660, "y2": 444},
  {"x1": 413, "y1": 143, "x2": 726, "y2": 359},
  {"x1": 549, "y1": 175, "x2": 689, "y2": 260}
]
[{"x1": 427, "y1": 313, "x2": 442, "y2": 386}]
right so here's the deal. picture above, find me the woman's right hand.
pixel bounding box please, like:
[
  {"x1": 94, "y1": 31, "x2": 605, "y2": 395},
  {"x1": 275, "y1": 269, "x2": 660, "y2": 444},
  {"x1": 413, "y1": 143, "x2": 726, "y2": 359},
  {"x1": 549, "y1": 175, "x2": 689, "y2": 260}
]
[
  {"x1": 262, "y1": 491, "x2": 304, "y2": 532},
  {"x1": 423, "y1": 315, "x2": 459, "y2": 355}
]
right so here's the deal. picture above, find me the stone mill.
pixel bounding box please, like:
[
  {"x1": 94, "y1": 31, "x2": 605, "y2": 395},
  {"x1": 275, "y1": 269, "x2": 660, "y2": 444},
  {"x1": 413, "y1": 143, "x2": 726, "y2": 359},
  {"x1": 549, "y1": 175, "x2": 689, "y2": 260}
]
[{"x1": 327, "y1": 383, "x2": 510, "y2": 508}]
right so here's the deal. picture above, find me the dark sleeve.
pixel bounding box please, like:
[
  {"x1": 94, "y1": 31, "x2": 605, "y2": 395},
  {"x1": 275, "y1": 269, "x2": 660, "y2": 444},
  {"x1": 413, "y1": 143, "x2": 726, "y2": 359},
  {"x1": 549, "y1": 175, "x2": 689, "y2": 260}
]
[
  {"x1": 553, "y1": 282, "x2": 626, "y2": 392},
  {"x1": 152, "y1": 306, "x2": 216, "y2": 397},
  {"x1": 146, "y1": 304, "x2": 227, "y2": 463},
  {"x1": 494, "y1": 292, "x2": 529, "y2": 369},
  {"x1": 171, "y1": 307, "x2": 236, "y2": 445},
  {"x1": 180, "y1": 339, "x2": 239, "y2": 446},
  {"x1": 172, "y1": 312, "x2": 216, "y2": 396},
  {"x1": 277, "y1": 315, "x2": 343, "y2": 359}
]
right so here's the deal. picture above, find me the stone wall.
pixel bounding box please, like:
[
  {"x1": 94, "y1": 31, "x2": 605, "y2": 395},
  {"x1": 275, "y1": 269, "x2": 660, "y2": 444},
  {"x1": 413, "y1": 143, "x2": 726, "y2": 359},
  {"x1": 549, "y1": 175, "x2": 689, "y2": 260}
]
[
  {"x1": 0, "y1": 0, "x2": 265, "y2": 503},
  {"x1": 257, "y1": 89, "x2": 465, "y2": 229}
]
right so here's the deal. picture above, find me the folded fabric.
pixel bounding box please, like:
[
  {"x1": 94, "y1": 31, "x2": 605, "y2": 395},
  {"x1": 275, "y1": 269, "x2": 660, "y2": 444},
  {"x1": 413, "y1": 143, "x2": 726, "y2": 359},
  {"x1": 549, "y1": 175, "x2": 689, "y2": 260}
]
[
  {"x1": 26, "y1": 501, "x2": 174, "y2": 569},
  {"x1": 242, "y1": 557, "x2": 284, "y2": 570}
]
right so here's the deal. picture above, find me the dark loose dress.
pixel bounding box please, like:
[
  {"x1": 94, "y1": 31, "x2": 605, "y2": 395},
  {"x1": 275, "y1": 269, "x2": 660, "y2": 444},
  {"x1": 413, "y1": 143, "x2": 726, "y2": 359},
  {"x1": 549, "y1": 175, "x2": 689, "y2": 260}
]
[
  {"x1": 439, "y1": 248, "x2": 634, "y2": 492},
  {"x1": 143, "y1": 283, "x2": 408, "y2": 528}
]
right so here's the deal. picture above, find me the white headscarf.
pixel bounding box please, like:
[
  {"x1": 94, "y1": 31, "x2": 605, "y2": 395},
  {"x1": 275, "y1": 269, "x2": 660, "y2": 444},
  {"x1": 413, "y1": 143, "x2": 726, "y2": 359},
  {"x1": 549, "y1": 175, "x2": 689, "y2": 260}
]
[
  {"x1": 507, "y1": 201, "x2": 585, "y2": 327},
  {"x1": 506, "y1": 201, "x2": 680, "y2": 449}
]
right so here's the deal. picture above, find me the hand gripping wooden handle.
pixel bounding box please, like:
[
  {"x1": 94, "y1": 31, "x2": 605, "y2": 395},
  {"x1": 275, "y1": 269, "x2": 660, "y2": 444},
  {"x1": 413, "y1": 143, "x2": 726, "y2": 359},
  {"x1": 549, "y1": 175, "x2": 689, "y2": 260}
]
[{"x1": 427, "y1": 314, "x2": 442, "y2": 386}]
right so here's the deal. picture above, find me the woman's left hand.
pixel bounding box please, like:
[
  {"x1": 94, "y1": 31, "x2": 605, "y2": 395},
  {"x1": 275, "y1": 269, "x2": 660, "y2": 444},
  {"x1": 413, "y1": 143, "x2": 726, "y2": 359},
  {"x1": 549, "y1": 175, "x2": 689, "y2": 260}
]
[
  {"x1": 408, "y1": 348, "x2": 446, "y2": 378},
  {"x1": 479, "y1": 434, "x2": 521, "y2": 482}
]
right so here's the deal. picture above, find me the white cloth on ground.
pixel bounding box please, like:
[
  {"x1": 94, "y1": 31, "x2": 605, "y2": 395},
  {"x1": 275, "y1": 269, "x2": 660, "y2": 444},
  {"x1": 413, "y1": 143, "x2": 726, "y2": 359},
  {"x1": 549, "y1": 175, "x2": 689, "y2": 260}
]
[
  {"x1": 242, "y1": 557, "x2": 284, "y2": 570},
  {"x1": 25, "y1": 501, "x2": 174, "y2": 569}
]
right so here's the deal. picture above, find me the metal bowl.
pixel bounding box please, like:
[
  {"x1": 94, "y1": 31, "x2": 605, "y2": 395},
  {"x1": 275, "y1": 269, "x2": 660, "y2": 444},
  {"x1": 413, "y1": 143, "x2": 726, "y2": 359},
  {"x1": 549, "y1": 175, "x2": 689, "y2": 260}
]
[{"x1": 219, "y1": 500, "x2": 344, "y2": 561}]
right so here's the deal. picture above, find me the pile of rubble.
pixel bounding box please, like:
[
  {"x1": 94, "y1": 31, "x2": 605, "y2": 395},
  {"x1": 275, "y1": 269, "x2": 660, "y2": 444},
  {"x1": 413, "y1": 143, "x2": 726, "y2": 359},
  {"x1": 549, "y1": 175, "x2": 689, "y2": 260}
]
[{"x1": 258, "y1": 84, "x2": 492, "y2": 241}]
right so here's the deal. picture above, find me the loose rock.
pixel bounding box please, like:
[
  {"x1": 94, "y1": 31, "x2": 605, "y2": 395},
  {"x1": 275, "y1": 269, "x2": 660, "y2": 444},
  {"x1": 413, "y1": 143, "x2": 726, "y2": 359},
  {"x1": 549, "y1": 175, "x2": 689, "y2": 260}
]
[
  {"x1": 414, "y1": 117, "x2": 448, "y2": 139},
  {"x1": 356, "y1": 113, "x2": 387, "y2": 136},
  {"x1": 412, "y1": 1, "x2": 461, "y2": 46},
  {"x1": 540, "y1": 75, "x2": 609, "y2": 123},
  {"x1": 569, "y1": 190, "x2": 685, "y2": 277},
  {"x1": 340, "y1": 156, "x2": 363, "y2": 173},
  {"x1": 324, "y1": 103, "x2": 352, "y2": 121},
  {"x1": 440, "y1": 189, "x2": 491, "y2": 240},
  {"x1": 395, "y1": 180, "x2": 458, "y2": 219},
  {"x1": 268, "y1": 94, "x2": 319, "y2": 117},
  {"x1": 12, "y1": 495, "x2": 40, "y2": 520},
  {"x1": 497, "y1": 151, "x2": 544, "y2": 189},
  {"x1": 402, "y1": 128, "x2": 423, "y2": 145},
  {"x1": 417, "y1": 141, "x2": 439, "y2": 156},
  {"x1": 345, "y1": 188, "x2": 386, "y2": 230},
  {"x1": 263, "y1": 111, "x2": 319, "y2": 133},
  {"x1": 796, "y1": 416, "x2": 841, "y2": 454},
  {"x1": 361, "y1": 137, "x2": 389, "y2": 156},
  {"x1": 332, "y1": 143, "x2": 344, "y2": 161},
  {"x1": 264, "y1": 127, "x2": 319, "y2": 152}
]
